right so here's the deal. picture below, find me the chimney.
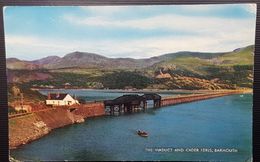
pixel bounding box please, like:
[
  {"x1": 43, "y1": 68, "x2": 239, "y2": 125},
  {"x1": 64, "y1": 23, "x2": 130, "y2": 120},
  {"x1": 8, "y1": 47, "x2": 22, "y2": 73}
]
[
  {"x1": 56, "y1": 92, "x2": 60, "y2": 98},
  {"x1": 48, "y1": 93, "x2": 51, "y2": 99}
]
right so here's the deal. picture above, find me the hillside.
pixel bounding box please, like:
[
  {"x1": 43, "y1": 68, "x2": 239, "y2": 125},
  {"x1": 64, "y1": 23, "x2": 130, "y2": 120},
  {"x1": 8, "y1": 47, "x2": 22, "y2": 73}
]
[
  {"x1": 6, "y1": 45, "x2": 254, "y2": 71},
  {"x1": 32, "y1": 56, "x2": 61, "y2": 66},
  {"x1": 6, "y1": 52, "x2": 162, "y2": 70},
  {"x1": 6, "y1": 45, "x2": 254, "y2": 90},
  {"x1": 7, "y1": 58, "x2": 40, "y2": 70},
  {"x1": 149, "y1": 45, "x2": 254, "y2": 88},
  {"x1": 8, "y1": 83, "x2": 46, "y2": 103},
  {"x1": 217, "y1": 45, "x2": 254, "y2": 65},
  {"x1": 151, "y1": 45, "x2": 254, "y2": 70}
]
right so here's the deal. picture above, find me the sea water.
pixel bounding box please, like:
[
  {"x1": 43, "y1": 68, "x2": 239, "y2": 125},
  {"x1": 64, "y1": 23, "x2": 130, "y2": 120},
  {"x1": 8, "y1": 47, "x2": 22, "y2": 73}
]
[{"x1": 10, "y1": 93, "x2": 252, "y2": 161}]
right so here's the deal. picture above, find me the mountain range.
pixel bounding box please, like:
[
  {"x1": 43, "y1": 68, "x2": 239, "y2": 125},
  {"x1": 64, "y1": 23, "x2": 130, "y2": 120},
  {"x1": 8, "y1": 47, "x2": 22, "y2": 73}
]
[
  {"x1": 6, "y1": 45, "x2": 254, "y2": 90},
  {"x1": 7, "y1": 51, "x2": 160, "y2": 70},
  {"x1": 7, "y1": 45, "x2": 253, "y2": 70}
]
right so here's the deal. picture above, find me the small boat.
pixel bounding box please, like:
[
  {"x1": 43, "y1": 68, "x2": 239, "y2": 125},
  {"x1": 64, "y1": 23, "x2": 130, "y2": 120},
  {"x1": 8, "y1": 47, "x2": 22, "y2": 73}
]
[
  {"x1": 240, "y1": 95, "x2": 244, "y2": 97},
  {"x1": 137, "y1": 130, "x2": 148, "y2": 137}
]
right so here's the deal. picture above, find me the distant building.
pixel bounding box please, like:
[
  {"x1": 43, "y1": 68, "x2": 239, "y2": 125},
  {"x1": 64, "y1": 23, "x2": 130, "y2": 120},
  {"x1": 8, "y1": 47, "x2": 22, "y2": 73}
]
[
  {"x1": 46, "y1": 93, "x2": 79, "y2": 106},
  {"x1": 155, "y1": 69, "x2": 172, "y2": 79},
  {"x1": 64, "y1": 83, "x2": 71, "y2": 89}
]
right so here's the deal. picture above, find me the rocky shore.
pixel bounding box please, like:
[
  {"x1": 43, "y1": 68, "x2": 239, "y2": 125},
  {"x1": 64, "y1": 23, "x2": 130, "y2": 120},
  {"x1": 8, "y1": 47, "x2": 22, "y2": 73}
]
[{"x1": 9, "y1": 102, "x2": 105, "y2": 149}]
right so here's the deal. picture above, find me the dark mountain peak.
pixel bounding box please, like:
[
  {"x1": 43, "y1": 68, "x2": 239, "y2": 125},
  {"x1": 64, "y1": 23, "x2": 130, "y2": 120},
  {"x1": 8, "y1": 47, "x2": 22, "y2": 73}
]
[
  {"x1": 113, "y1": 57, "x2": 137, "y2": 61},
  {"x1": 32, "y1": 56, "x2": 61, "y2": 65},
  {"x1": 64, "y1": 51, "x2": 108, "y2": 59},
  {"x1": 233, "y1": 48, "x2": 241, "y2": 52},
  {"x1": 65, "y1": 51, "x2": 85, "y2": 58},
  {"x1": 150, "y1": 56, "x2": 159, "y2": 59},
  {"x1": 42, "y1": 56, "x2": 61, "y2": 60}
]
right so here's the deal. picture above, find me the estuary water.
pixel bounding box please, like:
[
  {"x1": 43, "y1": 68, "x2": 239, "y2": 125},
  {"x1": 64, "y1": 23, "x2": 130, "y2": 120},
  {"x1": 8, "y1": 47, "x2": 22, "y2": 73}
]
[
  {"x1": 10, "y1": 92, "x2": 252, "y2": 161},
  {"x1": 38, "y1": 89, "x2": 193, "y2": 101}
]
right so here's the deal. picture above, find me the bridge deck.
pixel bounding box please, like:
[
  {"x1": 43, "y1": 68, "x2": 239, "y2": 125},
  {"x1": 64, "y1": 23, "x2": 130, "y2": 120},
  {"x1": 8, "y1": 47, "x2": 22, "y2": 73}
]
[{"x1": 104, "y1": 90, "x2": 245, "y2": 116}]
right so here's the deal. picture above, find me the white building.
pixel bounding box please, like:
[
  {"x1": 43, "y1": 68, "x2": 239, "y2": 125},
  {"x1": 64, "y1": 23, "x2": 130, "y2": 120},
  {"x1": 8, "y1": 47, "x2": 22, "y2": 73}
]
[{"x1": 46, "y1": 93, "x2": 79, "y2": 106}]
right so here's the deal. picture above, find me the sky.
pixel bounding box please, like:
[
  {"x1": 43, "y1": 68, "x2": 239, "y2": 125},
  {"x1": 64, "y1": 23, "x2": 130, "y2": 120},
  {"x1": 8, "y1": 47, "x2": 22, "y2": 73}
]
[{"x1": 3, "y1": 4, "x2": 257, "y2": 60}]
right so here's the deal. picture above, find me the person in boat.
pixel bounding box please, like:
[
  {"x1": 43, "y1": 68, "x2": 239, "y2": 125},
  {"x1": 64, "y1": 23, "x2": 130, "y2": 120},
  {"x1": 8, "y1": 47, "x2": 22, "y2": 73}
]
[{"x1": 137, "y1": 130, "x2": 148, "y2": 136}]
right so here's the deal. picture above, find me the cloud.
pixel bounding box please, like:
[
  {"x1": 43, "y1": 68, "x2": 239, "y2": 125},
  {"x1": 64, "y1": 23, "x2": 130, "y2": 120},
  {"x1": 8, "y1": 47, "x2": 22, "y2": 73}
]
[
  {"x1": 5, "y1": 5, "x2": 257, "y2": 60},
  {"x1": 5, "y1": 35, "x2": 72, "y2": 60},
  {"x1": 5, "y1": 29, "x2": 255, "y2": 60},
  {"x1": 79, "y1": 6, "x2": 129, "y2": 15},
  {"x1": 177, "y1": 4, "x2": 227, "y2": 12},
  {"x1": 178, "y1": 4, "x2": 256, "y2": 15},
  {"x1": 64, "y1": 12, "x2": 256, "y2": 38},
  {"x1": 79, "y1": 4, "x2": 257, "y2": 17}
]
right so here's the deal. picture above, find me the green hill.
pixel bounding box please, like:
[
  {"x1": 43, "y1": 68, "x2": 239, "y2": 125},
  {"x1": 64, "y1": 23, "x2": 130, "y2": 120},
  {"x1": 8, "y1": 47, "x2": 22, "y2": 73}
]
[
  {"x1": 218, "y1": 45, "x2": 254, "y2": 65},
  {"x1": 150, "y1": 45, "x2": 254, "y2": 88}
]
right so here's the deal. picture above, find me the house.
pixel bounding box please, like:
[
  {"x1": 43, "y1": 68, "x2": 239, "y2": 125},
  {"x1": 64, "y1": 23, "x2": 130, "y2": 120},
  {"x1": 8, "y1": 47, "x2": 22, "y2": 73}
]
[
  {"x1": 155, "y1": 69, "x2": 172, "y2": 79},
  {"x1": 46, "y1": 93, "x2": 79, "y2": 106},
  {"x1": 64, "y1": 82, "x2": 72, "y2": 89},
  {"x1": 14, "y1": 105, "x2": 32, "y2": 112}
]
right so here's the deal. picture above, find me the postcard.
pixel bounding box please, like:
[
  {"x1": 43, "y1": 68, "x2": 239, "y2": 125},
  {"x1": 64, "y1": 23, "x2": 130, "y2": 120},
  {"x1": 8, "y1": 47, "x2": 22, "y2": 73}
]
[{"x1": 5, "y1": 4, "x2": 256, "y2": 161}]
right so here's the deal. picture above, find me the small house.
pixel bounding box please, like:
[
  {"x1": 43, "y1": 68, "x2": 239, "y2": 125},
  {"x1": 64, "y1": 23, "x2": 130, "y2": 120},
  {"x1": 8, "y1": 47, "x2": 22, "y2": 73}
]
[
  {"x1": 14, "y1": 105, "x2": 32, "y2": 112},
  {"x1": 46, "y1": 93, "x2": 79, "y2": 106}
]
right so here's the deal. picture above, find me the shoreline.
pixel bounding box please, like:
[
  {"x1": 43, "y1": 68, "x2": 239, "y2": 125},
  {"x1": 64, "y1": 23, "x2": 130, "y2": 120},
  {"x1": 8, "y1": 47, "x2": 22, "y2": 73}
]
[
  {"x1": 9, "y1": 102, "x2": 105, "y2": 150},
  {"x1": 32, "y1": 87, "x2": 253, "y2": 94},
  {"x1": 9, "y1": 114, "x2": 104, "y2": 150}
]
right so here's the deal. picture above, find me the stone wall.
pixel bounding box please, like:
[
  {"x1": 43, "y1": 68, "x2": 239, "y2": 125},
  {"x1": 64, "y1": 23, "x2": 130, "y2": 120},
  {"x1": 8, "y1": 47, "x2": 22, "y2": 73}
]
[{"x1": 161, "y1": 91, "x2": 239, "y2": 107}]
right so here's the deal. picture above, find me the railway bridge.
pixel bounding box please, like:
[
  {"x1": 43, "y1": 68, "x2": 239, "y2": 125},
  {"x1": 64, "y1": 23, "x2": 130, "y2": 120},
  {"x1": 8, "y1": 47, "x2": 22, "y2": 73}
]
[
  {"x1": 104, "y1": 93, "x2": 161, "y2": 115},
  {"x1": 104, "y1": 91, "x2": 243, "y2": 116}
]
